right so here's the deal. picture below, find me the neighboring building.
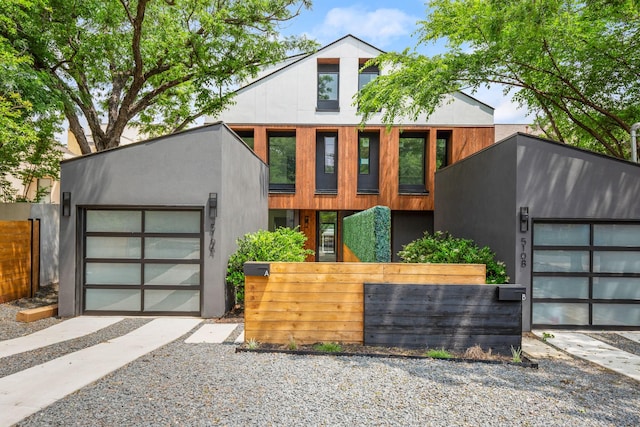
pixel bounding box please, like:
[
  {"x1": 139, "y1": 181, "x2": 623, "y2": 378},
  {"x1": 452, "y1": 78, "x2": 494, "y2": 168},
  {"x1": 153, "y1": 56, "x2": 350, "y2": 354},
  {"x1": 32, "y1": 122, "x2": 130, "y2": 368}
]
[
  {"x1": 435, "y1": 133, "x2": 640, "y2": 330},
  {"x1": 494, "y1": 123, "x2": 544, "y2": 142},
  {"x1": 58, "y1": 123, "x2": 268, "y2": 317},
  {"x1": 210, "y1": 35, "x2": 496, "y2": 260}
]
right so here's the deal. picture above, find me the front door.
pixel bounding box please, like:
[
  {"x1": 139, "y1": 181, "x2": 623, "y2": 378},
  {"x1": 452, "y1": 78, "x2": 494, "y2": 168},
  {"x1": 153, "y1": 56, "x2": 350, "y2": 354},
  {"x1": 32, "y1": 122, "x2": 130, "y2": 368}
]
[{"x1": 317, "y1": 211, "x2": 338, "y2": 262}]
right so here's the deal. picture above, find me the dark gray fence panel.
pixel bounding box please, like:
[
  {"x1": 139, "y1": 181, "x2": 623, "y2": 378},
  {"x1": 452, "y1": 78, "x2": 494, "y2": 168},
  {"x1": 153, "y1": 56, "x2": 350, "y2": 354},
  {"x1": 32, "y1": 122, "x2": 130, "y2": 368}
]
[{"x1": 364, "y1": 284, "x2": 522, "y2": 354}]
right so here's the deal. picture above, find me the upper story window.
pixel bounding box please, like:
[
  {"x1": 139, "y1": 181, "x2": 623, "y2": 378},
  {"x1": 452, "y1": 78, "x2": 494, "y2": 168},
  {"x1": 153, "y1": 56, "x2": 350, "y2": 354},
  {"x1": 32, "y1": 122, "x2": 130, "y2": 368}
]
[
  {"x1": 268, "y1": 131, "x2": 296, "y2": 193},
  {"x1": 316, "y1": 132, "x2": 338, "y2": 194},
  {"x1": 358, "y1": 63, "x2": 379, "y2": 91},
  {"x1": 234, "y1": 129, "x2": 254, "y2": 150},
  {"x1": 399, "y1": 132, "x2": 427, "y2": 194},
  {"x1": 317, "y1": 62, "x2": 339, "y2": 111},
  {"x1": 357, "y1": 131, "x2": 380, "y2": 194},
  {"x1": 436, "y1": 130, "x2": 452, "y2": 169}
]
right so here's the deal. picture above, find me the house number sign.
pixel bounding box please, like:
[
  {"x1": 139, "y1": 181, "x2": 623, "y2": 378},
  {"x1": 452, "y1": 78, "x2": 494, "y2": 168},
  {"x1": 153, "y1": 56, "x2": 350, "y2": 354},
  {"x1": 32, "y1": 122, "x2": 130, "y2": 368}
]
[{"x1": 520, "y1": 237, "x2": 527, "y2": 268}]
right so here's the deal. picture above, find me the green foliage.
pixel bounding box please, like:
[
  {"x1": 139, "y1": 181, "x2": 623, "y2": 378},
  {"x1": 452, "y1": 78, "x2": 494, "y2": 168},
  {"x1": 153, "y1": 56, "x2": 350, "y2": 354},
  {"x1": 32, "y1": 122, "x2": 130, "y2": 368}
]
[
  {"x1": 510, "y1": 345, "x2": 522, "y2": 363},
  {"x1": 425, "y1": 348, "x2": 453, "y2": 359},
  {"x1": 399, "y1": 231, "x2": 509, "y2": 284},
  {"x1": 343, "y1": 206, "x2": 391, "y2": 262},
  {"x1": 312, "y1": 342, "x2": 343, "y2": 353},
  {"x1": 357, "y1": 0, "x2": 640, "y2": 159},
  {"x1": 247, "y1": 338, "x2": 259, "y2": 350},
  {"x1": 1, "y1": 0, "x2": 317, "y2": 153},
  {"x1": 226, "y1": 227, "x2": 314, "y2": 304}
]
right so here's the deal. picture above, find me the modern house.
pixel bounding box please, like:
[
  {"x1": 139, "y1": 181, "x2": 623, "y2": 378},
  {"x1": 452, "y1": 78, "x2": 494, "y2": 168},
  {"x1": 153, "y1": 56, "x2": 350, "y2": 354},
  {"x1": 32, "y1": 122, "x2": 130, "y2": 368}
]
[
  {"x1": 209, "y1": 35, "x2": 496, "y2": 261},
  {"x1": 436, "y1": 133, "x2": 640, "y2": 330},
  {"x1": 58, "y1": 123, "x2": 268, "y2": 317}
]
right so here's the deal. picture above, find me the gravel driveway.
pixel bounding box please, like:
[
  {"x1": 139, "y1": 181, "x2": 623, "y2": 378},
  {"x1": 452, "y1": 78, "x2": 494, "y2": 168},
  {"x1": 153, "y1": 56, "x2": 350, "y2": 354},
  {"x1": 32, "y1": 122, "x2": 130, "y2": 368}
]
[{"x1": 2, "y1": 303, "x2": 640, "y2": 426}]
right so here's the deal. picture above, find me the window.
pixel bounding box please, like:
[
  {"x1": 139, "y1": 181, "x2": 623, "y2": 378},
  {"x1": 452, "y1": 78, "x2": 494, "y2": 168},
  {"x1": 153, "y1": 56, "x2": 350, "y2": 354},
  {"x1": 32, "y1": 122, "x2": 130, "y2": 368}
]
[
  {"x1": 358, "y1": 64, "x2": 379, "y2": 91},
  {"x1": 318, "y1": 211, "x2": 338, "y2": 262},
  {"x1": 269, "y1": 210, "x2": 296, "y2": 230},
  {"x1": 357, "y1": 132, "x2": 380, "y2": 193},
  {"x1": 234, "y1": 130, "x2": 254, "y2": 150},
  {"x1": 316, "y1": 132, "x2": 338, "y2": 193},
  {"x1": 317, "y1": 63, "x2": 339, "y2": 111},
  {"x1": 436, "y1": 130, "x2": 452, "y2": 169},
  {"x1": 268, "y1": 132, "x2": 296, "y2": 192},
  {"x1": 37, "y1": 178, "x2": 52, "y2": 203},
  {"x1": 399, "y1": 133, "x2": 426, "y2": 193}
]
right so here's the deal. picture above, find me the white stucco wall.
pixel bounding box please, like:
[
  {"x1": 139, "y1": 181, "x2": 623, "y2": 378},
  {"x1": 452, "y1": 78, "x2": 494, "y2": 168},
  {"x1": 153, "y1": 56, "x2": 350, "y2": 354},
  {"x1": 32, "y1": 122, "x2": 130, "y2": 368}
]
[{"x1": 211, "y1": 36, "x2": 494, "y2": 126}]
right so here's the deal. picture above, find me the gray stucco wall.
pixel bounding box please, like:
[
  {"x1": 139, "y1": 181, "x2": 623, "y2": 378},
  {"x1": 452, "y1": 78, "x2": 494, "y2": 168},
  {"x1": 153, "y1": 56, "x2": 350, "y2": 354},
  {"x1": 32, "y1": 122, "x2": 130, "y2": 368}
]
[
  {"x1": 436, "y1": 133, "x2": 640, "y2": 331},
  {"x1": 0, "y1": 203, "x2": 59, "y2": 286},
  {"x1": 391, "y1": 211, "x2": 434, "y2": 261},
  {"x1": 59, "y1": 123, "x2": 267, "y2": 318}
]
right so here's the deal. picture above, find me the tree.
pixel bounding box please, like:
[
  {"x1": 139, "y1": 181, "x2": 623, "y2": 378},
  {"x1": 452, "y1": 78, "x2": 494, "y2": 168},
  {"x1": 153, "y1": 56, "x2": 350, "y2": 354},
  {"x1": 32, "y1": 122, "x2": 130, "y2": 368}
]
[
  {"x1": 1, "y1": 0, "x2": 316, "y2": 154},
  {"x1": 0, "y1": 0, "x2": 63, "y2": 201},
  {"x1": 357, "y1": 0, "x2": 640, "y2": 159}
]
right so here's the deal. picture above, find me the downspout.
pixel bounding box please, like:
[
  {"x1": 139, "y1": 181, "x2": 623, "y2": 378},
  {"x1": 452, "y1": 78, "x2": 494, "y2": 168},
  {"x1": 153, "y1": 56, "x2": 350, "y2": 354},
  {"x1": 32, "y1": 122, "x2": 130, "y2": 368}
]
[{"x1": 632, "y1": 122, "x2": 640, "y2": 163}]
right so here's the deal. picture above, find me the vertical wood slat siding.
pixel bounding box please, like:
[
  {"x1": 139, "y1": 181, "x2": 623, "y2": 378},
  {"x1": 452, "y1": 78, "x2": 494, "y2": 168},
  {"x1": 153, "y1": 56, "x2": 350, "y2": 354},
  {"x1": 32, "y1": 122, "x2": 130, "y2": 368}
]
[
  {"x1": 364, "y1": 284, "x2": 522, "y2": 355},
  {"x1": 244, "y1": 262, "x2": 486, "y2": 345},
  {"x1": 0, "y1": 221, "x2": 38, "y2": 303},
  {"x1": 234, "y1": 125, "x2": 494, "y2": 212}
]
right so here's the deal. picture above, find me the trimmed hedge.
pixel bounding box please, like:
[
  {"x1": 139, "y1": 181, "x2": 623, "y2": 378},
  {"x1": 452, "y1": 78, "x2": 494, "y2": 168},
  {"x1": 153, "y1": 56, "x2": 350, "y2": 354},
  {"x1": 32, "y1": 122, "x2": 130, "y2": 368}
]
[{"x1": 343, "y1": 206, "x2": 391, "y2": 262}]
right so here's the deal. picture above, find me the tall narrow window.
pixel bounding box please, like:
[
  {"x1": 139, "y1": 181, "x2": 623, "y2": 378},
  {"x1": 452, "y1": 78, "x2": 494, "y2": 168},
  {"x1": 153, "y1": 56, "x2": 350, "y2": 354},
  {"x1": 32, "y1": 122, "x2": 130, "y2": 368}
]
[
  {"x1": 436, "y1": 130, "x2": 452, "y2": 169},
  {"x1": 37, "y1": 178, "x2": 52, "y2": 203},
  {"x1": 317, "y1": 63, "x2": 339, "y2": 111},
  {"x1": 316, "y1": 132, "x2": 338, "y2": 193},
  {"x1": 268, "y1": 132, "x2": 296, "y2": 192},
  {"x1": 234, "y1": 130, "x2": 254, "y2": 150},
  {"x1": 357, "y1": 132, "x2": 379, "y2": 193},
  {"x1": 399, "y1": 133, "x2": 426, "y2": 193},
  {"x1": 358, "y1": 64, "x2": 379, "y2": 91}
]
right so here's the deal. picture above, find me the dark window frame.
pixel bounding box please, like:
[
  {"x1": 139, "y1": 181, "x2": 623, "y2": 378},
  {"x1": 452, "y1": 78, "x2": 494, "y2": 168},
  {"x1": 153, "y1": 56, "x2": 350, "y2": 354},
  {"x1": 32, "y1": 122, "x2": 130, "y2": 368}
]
[
  {"x1": 315, "y1": 131, "x2": 338, "y2": 194},
  {"x1": 317, "y1": 63, "x2": 340, "y2": 111},
  {"x1": 268, "y1": 131, "x2": 296, "y2": 193},
  {"x1": 436, "y1": 130, "x2": 452, "y2": 169},
  {"x1": 398, "y1": 132, "x2": 427, "y2": 194}
]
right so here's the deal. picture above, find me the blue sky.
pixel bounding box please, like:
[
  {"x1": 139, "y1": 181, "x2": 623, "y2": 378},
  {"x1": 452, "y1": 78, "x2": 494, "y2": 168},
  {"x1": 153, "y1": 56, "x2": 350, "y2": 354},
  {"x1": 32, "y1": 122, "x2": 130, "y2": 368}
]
[{"x1": 279, "y1": 1, "x2": 532, "y2": 124}]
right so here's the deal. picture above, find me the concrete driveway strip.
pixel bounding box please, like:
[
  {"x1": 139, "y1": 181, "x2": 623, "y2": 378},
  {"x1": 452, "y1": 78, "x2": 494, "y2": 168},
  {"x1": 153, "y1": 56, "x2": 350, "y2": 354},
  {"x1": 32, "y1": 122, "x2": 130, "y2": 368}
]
[
  {"x1": 0, "y1": 317, "x2": 124, "y2": 359},
  {"x1": 0, "y1": 317, "x2": 201, "y2": 427},
  {"x1": 545, "y1": 332, "x2": 640, "y2": 382}
]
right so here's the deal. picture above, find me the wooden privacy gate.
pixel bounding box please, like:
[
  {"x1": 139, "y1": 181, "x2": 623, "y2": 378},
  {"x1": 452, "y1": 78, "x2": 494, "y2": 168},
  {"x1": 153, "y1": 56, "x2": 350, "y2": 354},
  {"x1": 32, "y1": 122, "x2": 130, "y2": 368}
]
[{"x1": 0, "y1": 220, "x2": 40, "y2": 303}]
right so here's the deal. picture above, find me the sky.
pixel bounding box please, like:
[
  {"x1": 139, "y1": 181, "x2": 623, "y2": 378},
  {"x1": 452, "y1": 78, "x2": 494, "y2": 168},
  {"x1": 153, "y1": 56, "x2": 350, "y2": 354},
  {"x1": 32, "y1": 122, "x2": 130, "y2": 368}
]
[{"x1": 278, "y1": 0, "x2": 532, "y2": 124}]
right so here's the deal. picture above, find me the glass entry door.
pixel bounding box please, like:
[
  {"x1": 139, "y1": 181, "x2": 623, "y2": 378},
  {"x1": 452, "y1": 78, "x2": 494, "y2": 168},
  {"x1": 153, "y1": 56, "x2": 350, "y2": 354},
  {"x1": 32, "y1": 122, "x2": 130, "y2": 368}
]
[
  {"x1": 82, "y1": 208, "x2": 203, "y2": 315},
  {"x1": 317, "y1": 211, "x2": 338, "y2": 262}
]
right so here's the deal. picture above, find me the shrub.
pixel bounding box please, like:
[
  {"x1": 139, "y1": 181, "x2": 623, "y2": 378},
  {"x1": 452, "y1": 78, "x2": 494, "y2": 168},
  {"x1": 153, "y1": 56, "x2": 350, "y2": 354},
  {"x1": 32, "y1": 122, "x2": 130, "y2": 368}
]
[
  {"x1": 226, "y1": 227, "x2": 314, "y2": 304},
  {"x1": 398, "y1": 231, "x2": 509, "y2": 284}
]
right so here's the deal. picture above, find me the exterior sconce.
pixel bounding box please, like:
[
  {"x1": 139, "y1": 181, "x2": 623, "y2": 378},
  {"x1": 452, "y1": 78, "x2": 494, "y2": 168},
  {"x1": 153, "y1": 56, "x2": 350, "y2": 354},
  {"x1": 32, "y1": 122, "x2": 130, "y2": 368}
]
[
  {"x1": 208, "y1": 193, "x2": 218, "y2": 219},
  {"x1": 62, "y1": 192, "x2": 71, "y2": 217},
  {"x1": 520, "y1": 206, "x2": 529, "y2": 232}
]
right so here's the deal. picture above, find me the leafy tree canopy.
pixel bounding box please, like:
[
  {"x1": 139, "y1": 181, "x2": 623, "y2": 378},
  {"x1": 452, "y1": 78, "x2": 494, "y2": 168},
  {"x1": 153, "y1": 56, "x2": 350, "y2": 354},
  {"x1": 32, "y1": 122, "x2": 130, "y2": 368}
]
[
  {"x1": 357, "y1": 0, "x2": 640, "y2": 159},
  {"x1": 1, "y1": 0, "x2": 316, "y2": 154}
]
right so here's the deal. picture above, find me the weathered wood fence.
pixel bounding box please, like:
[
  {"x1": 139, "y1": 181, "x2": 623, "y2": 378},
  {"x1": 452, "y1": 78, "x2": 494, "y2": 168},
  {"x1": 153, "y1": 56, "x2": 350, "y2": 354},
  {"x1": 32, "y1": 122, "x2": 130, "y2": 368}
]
[
  {"x1": 244, "y1": 262, "x2": 487, "y2": 345},
  {"x1": 0, "y1": 220, "x2": 40, "y2": 303}
]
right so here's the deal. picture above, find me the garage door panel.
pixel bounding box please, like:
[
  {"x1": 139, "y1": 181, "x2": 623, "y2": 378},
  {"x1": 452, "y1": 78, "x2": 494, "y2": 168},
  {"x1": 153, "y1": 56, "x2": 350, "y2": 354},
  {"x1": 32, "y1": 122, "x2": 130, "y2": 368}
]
[
  {"x1": 533, "y1": 303, "x2": 589, "y2": 325},
  {"x1": 593, "y1": 304, "x2": 640, "y2": 326},
  {"x1": 144, "y1": 237, "x2": 200, "y2": 259},
  {"x1": 593, "y1": 278, "x2": 640, "y2": 300},
  {"x1": 594, "y1": 224, "x2": 640, "y2": 246},
  {"x1": 85, "y1": 289, "x2": 141, "y2": 311},
  {"x1": 145, "y1": 211, "x2": 200, "y2": 233},
  {"x1": 533, "y1": 277, "x2": 589, "y2": 299},
  {"x1": 593, "y1": 251, "x2": 640, "y2": 273},
  {"x1": 87, "y1": 210, "x2": 141, "y2": 232},
  {"x1": 144, "y1": 289, "x2": 200, "y2": 312},
  {"x1": 86, "y1": 237, "x2": 142, "y2": 259},
  {"x1": 533, "y1": 250, "x2": 589, "y2": 273},
  {"x1": 534, "y1": 223, "x2": 589, "y2": 246},
  {"x1": 86, "y1": 262, "x2": 141, "y2": 285},
  {"x1": 144, "y1": 264, "x2": 200, "y2": 285}
]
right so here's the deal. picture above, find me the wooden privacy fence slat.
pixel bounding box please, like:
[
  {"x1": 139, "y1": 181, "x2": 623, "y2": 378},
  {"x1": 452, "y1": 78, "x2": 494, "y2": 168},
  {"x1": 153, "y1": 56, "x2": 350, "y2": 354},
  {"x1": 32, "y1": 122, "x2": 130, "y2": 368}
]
[
  {"x1": 0, "y1": 220, "x2": 40, "y2": 303},
  {"x1": 244, "y1": 262, "x2": 486, "y2": 345}
]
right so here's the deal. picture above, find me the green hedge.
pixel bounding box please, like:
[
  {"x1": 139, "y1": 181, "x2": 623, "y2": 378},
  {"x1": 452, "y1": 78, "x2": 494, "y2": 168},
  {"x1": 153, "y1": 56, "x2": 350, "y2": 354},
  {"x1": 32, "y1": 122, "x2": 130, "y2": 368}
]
[{"x1": 343, "y1": 206, "x2": 391, "y2": 262}]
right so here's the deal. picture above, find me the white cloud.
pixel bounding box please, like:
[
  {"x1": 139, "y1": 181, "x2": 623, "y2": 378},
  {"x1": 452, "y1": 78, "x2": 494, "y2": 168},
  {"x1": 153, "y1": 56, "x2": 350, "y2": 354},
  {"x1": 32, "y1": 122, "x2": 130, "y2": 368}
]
[{"x1": 314, "y1": 6, "x2": 418, "y2": 49}]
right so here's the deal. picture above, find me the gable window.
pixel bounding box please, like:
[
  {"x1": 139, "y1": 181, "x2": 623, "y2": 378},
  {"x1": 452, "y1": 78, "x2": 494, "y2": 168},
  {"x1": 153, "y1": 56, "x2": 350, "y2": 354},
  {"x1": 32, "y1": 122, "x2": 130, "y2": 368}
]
[
  {"x1": 268, "y1": 131, "x2": 296, "y2": 193},
  {"x1": 317, "y1": 63, "x2": 339, "y2": 111},
  {"x1": 316, "y1": 132, "x2": 338, "y2": 193},
  {"x1": 399, "y1": 133, "x2": 426, "y2": 193},
  {"x1": 436, "y1": 130, "x2": 452, "y2": 169},
  {"x1": 358, "y1": 63, "x2": 379, "y2": 91},
  {"x1": 234, "y1": 130, "x2": 254, "y2": 150}
]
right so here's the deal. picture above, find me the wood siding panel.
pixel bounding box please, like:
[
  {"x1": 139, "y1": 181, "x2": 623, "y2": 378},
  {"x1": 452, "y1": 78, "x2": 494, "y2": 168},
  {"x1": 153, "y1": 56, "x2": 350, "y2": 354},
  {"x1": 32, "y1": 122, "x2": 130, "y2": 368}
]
[
  {"x1": 234, "y1": 125, "x2": 493, "y2": 212},
  {"x1": 244, "y1": 262, "x2": 487, "y2": 345},
  {"x1": 364, "y1": 284, "x2": 522, "y2": 354},
  {"x1": 0, "y1": 221, "x2": 38, "y2": 303}
]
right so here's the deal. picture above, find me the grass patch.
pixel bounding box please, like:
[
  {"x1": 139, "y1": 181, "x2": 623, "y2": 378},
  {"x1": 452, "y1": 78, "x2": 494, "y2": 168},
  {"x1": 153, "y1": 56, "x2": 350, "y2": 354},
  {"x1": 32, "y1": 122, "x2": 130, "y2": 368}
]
[
  {"x1": 313, "y1": 342, "x2": 343, "y2": 353},
  {"x1": 425, "y1": 348, "x2": 453, "y2": 359}
]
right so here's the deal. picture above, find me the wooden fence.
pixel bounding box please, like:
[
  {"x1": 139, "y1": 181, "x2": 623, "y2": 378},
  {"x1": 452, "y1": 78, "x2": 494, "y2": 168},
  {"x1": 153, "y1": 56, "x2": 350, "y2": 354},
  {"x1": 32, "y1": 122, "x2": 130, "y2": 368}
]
[
  {"x1": 364, "y1": 283, "x2": 523, "y2": 354},
  {"x1": 0, "y1": 220, "x2": 40, "y2": 303},
  {"x1": 244, "y1": 262, "x2": 486, "y2": 345}
]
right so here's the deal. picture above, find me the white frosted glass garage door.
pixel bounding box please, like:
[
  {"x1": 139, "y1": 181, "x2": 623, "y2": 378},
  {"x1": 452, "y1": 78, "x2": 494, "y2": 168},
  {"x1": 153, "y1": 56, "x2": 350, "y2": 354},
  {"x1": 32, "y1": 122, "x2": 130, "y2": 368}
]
[
  {"x1": 533, "y1": 221, "x2": 640, "y2": 328},
  {"x1": 82, "y1": 209, "x2": 202, "y2": 315}
]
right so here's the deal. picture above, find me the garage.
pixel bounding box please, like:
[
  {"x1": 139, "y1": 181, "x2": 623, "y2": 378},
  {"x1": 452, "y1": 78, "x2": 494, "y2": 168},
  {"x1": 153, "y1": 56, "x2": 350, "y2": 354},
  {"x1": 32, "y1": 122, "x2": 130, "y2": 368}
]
[
  {"x1": 59, "y1": 123, "x2": 268, "y2": 318},
  {"x1": 532, "y1": 221, "x2": 640, "y2": 328},
  {"x1": 82, "y1": 208, "x2": 203, "y2": 315},
  {"x1": 435, "y1": 132, "x2": 640, "y2": 330}
]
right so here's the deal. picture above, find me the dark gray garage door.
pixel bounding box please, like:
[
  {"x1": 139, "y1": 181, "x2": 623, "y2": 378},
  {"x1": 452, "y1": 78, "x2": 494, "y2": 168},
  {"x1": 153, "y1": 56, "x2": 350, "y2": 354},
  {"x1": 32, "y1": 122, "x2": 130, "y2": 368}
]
[
  {"x1": 82, "y1": 208, "x2": 202, "y2": 315},
  {"x1": 532, "y1": 221, "x2": 640, "y2": 328}
]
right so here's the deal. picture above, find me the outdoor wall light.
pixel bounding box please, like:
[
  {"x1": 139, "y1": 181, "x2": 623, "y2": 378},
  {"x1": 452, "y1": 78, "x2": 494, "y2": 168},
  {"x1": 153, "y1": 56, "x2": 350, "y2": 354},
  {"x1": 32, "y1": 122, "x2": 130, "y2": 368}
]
[
  {"x1": 520, "y1": 206, "x2": 529, "y2": 232},
  {"x1": 62, "y1": 192, "x2": 71, "y2": 217},
  {"x1": 208, "y1": 193, "x2": 218, "y2": 219}
]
